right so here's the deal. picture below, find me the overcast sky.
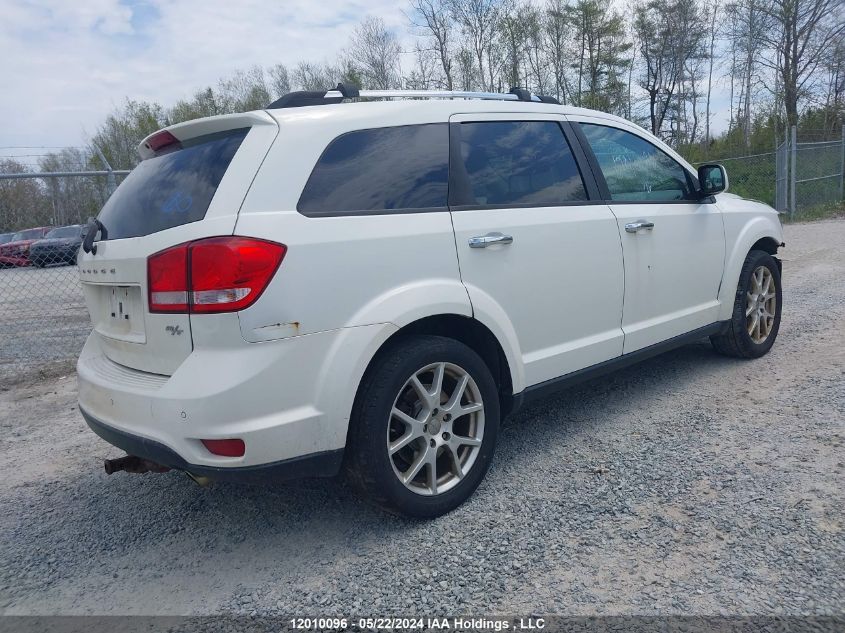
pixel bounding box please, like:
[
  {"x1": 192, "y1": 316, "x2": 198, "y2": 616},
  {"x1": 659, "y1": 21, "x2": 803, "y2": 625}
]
[{"x1": 1, "y1": 0, "x2": 731, "y2": 167}]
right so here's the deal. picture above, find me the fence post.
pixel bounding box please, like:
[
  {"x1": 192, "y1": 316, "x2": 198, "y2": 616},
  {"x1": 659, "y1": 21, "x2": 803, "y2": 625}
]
[
  {"x1": 790, "y1": 125, "x2": 797, "y2": 219},
  {"x1": 94, "y1": 146, "x2": 116, "y2": 196},
  {"x1": 840, "y1": 122, "x2": 844, "y2": 202}
]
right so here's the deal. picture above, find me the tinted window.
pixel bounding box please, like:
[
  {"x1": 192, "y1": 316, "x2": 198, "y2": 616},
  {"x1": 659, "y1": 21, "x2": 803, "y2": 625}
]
[
  {"x1": 0, "y1": 234, "x2": 12, "y2": 244},
  {"x1": 580, "y1": 124, "x2": 694, "y2": 201},
  {"x1": 46, "y1": 225, "x2": 84, "y2": 238},
  {"x1": 455, "y1": 121, "x2": 586, "y2": 206},
  {"x1": 98, "y1": 128, "x2": 248, "y2": 240},
  {"x1": 298, "y1": 124, "x2": 449, "y2": 215}
]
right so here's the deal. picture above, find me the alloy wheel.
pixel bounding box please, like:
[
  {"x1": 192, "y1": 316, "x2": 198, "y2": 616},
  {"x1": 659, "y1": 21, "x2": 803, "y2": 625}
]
[
  {"x1": 387, "y1": 362, "x2": 485, "y2": 496},
  {"x1": 746, "y1": 265, "x2": 777, "y2": 344}
]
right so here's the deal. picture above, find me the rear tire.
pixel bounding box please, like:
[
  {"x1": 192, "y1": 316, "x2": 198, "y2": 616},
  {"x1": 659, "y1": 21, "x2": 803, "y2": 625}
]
[
  {"x1": 711, "y1": 249, "x2": 782, "y2": 359},
  {"x1": 346, "y1": 335, "x2": 500, "y2": 518}
]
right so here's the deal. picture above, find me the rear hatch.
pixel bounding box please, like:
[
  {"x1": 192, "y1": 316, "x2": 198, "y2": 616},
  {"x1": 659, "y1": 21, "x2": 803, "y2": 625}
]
[{"x1": 77, "y1": 112, "x2": 278, "y2": 375}]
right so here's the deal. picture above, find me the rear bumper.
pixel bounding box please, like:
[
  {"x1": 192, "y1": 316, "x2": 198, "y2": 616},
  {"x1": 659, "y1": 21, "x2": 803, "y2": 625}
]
[
  {"x1": 77, "y1": 321, "x2": 396, "y2": 477},
  {"x1": 81, "y1": 407, "x2": 343, "y2": 482}
]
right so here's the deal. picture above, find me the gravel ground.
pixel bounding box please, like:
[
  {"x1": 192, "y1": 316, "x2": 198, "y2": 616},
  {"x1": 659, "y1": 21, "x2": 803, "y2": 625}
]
[{"x1": 0, "y1": 219, "x2": 843, "y2": 618}]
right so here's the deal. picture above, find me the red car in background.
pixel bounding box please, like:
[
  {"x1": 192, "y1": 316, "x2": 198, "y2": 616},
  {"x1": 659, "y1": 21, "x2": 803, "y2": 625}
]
[{"x1": 0, "y1": 227, "x2": 52, "y2": 267}]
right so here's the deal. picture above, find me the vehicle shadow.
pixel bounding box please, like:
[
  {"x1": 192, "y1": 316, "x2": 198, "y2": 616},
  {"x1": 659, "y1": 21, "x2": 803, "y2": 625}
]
[{"x1": 7, "y1": 340, "x2": 742, "y2": 576}]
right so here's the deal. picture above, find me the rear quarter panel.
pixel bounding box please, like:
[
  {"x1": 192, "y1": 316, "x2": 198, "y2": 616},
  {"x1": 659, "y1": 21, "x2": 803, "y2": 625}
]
[{"x1": 234, "y1": 105, "x2": 471, "y2": 341}]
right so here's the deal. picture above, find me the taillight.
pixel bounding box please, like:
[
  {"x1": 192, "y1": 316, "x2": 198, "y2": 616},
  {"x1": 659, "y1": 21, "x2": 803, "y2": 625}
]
[
  {"x1": 148, "y1": 244, "x2": 188, "y2": 312},
  {"x1": 147, "y1": 237, "x2": 285, "y2": 314}
]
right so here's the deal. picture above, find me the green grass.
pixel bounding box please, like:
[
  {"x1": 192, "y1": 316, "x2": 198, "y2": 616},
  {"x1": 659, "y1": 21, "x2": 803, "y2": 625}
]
[
  {"x1": 782, "y1": 201, "x2": 845, "y2": 223},
  {"x1": 690, "y1": 154, "x2": 778, "y2": 206}
]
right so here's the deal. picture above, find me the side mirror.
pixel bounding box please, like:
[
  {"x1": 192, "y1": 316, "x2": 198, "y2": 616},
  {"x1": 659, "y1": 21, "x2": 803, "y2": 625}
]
[{"x1": 697, "y1": 164, "x2": 728, "y2": 197}]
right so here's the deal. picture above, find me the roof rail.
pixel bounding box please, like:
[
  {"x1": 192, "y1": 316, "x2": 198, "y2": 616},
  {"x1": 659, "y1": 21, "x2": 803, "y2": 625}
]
[{"x1": 266, "y1": 84, "x2": 561, "y2": 109}]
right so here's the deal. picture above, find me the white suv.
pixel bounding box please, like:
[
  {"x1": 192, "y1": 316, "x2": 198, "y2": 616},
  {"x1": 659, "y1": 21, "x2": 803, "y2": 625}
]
[{"x1": 77, "y1": 86, "x2": 784, "y2": 517}]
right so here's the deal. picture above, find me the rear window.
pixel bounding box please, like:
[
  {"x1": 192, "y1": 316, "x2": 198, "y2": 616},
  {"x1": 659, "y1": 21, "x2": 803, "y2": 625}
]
[
  {"x1": 97, "y1": 128, "x2": 248, "y2": 240},
  {"x1": 297, "y1": 124, "x2": 449, "y2": 216}
]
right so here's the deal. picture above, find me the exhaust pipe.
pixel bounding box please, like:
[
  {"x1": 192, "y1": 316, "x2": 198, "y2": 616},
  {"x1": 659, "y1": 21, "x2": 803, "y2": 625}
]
[
  {"x1": 104, "y1": 455, "x2": 170, "y2": 475},
  {"x1": 186, "y1": 472, "x2": 212, "y2": 487}
]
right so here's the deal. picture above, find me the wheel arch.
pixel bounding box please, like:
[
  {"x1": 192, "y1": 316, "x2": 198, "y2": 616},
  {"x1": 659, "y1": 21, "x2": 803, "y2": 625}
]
[
  {"x1": 717, "y1": 215, "x2": 784, "y2": 321},
  {"x1": 346, "y1": 314, "x2": 519, "y2": 451},
  {"x1": 749, "y1": 236, "x2": 781, "y2": 255}
]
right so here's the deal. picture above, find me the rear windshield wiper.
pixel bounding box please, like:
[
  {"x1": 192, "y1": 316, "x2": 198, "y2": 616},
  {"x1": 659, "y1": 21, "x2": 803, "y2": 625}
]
[{"x1": 82, "y1": 217, "x2": 108, "y2": 254}]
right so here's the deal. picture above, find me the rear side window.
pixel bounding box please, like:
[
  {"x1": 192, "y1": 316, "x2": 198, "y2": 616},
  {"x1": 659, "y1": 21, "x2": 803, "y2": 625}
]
[
  {"x1": 97, "y1": 128, "x2": 248, "y2": 240},
  {"x1": 454, "y1": 121, "x2": 587, "y2": 206},
  {"x1": 579, "y1": 123, "x2": 695, "y2": 201},
  {"x1": 298, "y1": 124, "x2": 449, "y2": 215}
]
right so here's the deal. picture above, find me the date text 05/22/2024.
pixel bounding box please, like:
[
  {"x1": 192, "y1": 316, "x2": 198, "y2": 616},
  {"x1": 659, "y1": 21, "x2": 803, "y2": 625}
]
[{"x1": 289, "y1": 617, "x2": 547, "y2": 631}]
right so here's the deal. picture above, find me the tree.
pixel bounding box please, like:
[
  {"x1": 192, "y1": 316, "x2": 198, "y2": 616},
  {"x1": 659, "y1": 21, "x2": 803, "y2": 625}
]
[
  {"x1": 634, "y1": 0, "x2": 705, "y2": 140},
  {"x1": 268, "y1": 63, "x2": 292, "y2": 98},
  {"x1": 522, "y1": 6, "x2": 551, "y2": 95},
  {"x1": 38, "y1": 149, "x2": 108, "y2": 226},
  {"x1": 724, "y1": 0, "x2": 768, "y2": 147},
  {"x1": 90, "y1": 99, "x2": 166, "y2": 169},
  {"x1": 408, "y1": 0, "x2": 455, "y2": 89},
  {"x1": 449, "y1": 0, "x2": 504, "y2": 91},
  {"x1": 292, "y1": 61, "x2": 340, "y2": 91},
  {"x1": 761, "y1": 0, "x2": 845, "y2": 129},
  {"x1": 563, "y1": 0, "x2": 632, "y2": 113},
  {"x1": 498, "y1": 3, "x2": 530, "y2": 89},
  {"x1": 820, "y1": 40, "x2": 845, "y2": 134},
  {"x1": 406, "y1": 42, "x2": 438, "y2": 89},
  {"x1": 455, "y1": 48, "x2": 477, "y2": 90},
  {"x1": 0, "y1": 159, "x2": 48, "y2": 231},
  {"x1": 544, "y1": 0, "x2": 575, "y2": 104},
  {"x1": 169, "y1": 87, "x2": 220, "y2": 124},
  {"x1": 215, "y1": 66, "x2": 271, "y2": 113},
  {"x1": 703, "y1": 0, "x2": 720, "y2": 146},
  {"x1": 348, "y1": 16, "x2": 403, "y2": 89}
]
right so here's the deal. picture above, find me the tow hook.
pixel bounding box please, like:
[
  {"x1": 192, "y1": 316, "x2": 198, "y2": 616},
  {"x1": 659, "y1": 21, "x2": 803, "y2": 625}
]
[{"x1": 103, "y1": 455, "x2": 170, "y2": 475}]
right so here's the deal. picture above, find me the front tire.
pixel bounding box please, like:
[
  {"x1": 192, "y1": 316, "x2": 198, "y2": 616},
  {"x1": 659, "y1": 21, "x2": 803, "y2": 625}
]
[
  {"x1": 711, "y1": 249, "x2": 782, "y2": 358},
  {"x1": 346, "y1": 335, "x2": 500, "y2": 518}
]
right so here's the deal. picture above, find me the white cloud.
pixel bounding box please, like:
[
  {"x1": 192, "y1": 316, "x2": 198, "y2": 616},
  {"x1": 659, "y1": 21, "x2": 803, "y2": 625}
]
[
  {"x1": 0, "y1": 0, "x2": 408, "y2": 153},
  {"x1": 0, "y1": 0, "x2": 733, "y2": 157}
]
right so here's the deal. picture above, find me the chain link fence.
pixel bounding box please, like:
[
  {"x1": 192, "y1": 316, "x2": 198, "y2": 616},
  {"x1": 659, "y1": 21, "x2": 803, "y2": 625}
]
[
  {"x1": 0, "y1": 170, "x2": 127, "y2": 383},
  {"x1": 696, "y1": 151, "x2": 779, "y2": 207},
  {"x1": 0, "y1": 250, "x2": 89, "y2": 382},
  {"x1": 2, "y1": 130, "x2": 844, "y2": 381},
  {"x1": 692, "y1": 126, "x2": 845, "y2": 218},
  {"x1": 792, "y1": 137, "x2": 845, "y2": 214}
]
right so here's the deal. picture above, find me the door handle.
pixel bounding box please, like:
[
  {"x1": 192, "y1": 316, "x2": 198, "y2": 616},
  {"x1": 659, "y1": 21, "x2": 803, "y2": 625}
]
[
  {"x1": 468, "y1": 232, "x2": 514, "y2": 248},
  {"x1": 625, "y1": 220, "x2": 655, "y2": 233}
]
